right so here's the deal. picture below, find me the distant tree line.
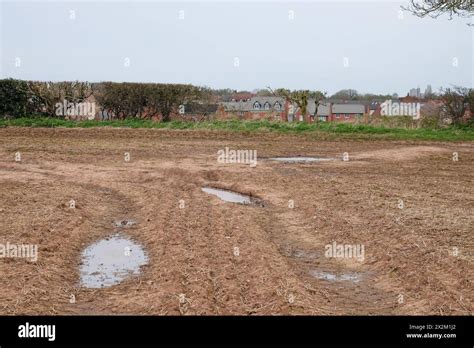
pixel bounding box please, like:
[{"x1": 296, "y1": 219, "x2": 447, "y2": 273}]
[
  {"x1": 94, "y1": 82, "x2": 212, "y2": 121},
  {"x1": 329, "y1": 89, "x2": 397, "y2": 101},
  {"x1": 0, "y1": 79, "x2": 213, "y2": 121},
  {"x1": 0, "y1": 79, "x2": 472, "y2": 125}
]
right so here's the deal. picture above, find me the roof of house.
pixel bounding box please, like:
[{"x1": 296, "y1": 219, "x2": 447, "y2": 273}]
[
  {"x1": 328, "y1": 99, "x2": 369, "y2": 106},
  {"x1": 250, "y1": 96, "x2": 284, "y2": 105},
  {"x1": 222, "y1": 98, "x2": 367, "y2": 115},
  {"x1": 221, "y1": 96, "x2": 286, "y2": 112},
  {"x1": 221, "y1": 101, "x2": 247, "y2": 111},
  {"x1": 332, "y1": 104, "x2": 365, "y2": 114}
]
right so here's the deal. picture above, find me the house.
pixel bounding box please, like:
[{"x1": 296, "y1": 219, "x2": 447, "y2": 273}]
[
  {"x1": 219, "y1": 97, "x2": 371, "y2": 123},
  {"x1": 249, "y1": 96, "x2": 285, "y2": 113},
  {"x1": 326, "y1": 104, "x2": 365, "y2": 121},
  {"x1": 218, "y1": 96, "x2": 288, "y2": 121}
]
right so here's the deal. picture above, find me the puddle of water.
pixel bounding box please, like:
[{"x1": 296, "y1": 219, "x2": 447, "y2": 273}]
[
  {"x1": 310, "y1": 270, "x2": 362, "y2": 283},
  {"x1": 113, "y1": 220, "x2": 136, "y2": 228},
  {"x1": 269, "y1": 157, "x2": 334, "y2": 163},
  {"x1": 202, "y1": 187, "x2": 252, "y2": 204},
  {"x1": 80, "y1": 233, "x2": 148, "y2": 288}
]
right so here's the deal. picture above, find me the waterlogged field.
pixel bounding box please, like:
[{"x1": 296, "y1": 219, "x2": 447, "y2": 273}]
[{"x1": 0, "y1": 127, "x2": 472, "y2": 315}]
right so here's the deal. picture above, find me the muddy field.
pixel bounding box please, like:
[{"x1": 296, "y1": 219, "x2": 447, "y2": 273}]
[{"x1": 0, "y1": 127, "x2": 472, "y2": 315}]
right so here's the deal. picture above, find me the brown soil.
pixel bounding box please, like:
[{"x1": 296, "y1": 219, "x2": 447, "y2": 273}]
[{"x1": 0, "y1": 127, "x2": 472, "y2": 315}]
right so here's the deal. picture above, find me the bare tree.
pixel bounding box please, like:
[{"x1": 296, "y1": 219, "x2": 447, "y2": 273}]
[
  {"x1": 267, "y1": 87, "x2": 303, "y2": 121},
  {"x1": 403, "y1": 0, "x2": 473, "y2": 22},
  {"x1": 440, "y1": 86, "x2": 473, "y2": 124},
  {"x1": 28, "y1": 81, "x2": 93, "y2": 116},
  {"x1": 146, "y1": 84, "x2": 209, "y2": 122}
]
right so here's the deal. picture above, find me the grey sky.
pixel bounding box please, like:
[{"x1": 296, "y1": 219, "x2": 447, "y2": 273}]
[{"x1": 1, "y1": 0, "x2": 472, "y2": 95}]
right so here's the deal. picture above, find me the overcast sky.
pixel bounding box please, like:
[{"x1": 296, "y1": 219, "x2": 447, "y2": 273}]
[{"x1": 0, "y1": 0, "x2": 472, "y2": 95}]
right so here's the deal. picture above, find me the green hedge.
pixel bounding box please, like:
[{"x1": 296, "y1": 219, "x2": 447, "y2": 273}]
[
  {"x1": 0, "y1": 79, "x2": 30, "y2": 117},
  {"x1": 0, "y1": 79, "x2": 212, "y2": 120}
]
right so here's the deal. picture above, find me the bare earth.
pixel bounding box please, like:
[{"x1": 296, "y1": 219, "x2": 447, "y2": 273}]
[{"x1": 0, "y1": 127, "x2": 472, "y2": 315}]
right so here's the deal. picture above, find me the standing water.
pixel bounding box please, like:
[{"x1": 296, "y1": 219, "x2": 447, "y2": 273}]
[
  {"x1": 79, "y1": 233, "x2": 148, "y2": 288},
  {"x1": 309, "y1": 270, "x2": 362, "y2": 283},
  {"x1": 202, "y1": 187, "x2": 252, "y2": 204},
  {"x1": 269, "y1": 157, "x2": 334, "y2": 163}
]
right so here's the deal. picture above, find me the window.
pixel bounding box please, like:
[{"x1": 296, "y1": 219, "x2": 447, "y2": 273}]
[
  {"x1": 274, "y1": 102, "x2": 282, "y2": 110},
  {"x1": 345, "y1": 114, "x2": 350, "y2": 119},
  {"x1": 253, "y1": 102, "x2": 261, "y2": 110},
  {"x1": 264, "y1": 102, "x2": 271, "y2": 110},
  {"x1": 336, "y1": 114, "x2": 340, "y2": 119}
]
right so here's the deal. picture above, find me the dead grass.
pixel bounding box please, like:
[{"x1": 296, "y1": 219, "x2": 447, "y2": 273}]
[{"x1": 0, "y1": 128, "x2": 472, "y2": 315}]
